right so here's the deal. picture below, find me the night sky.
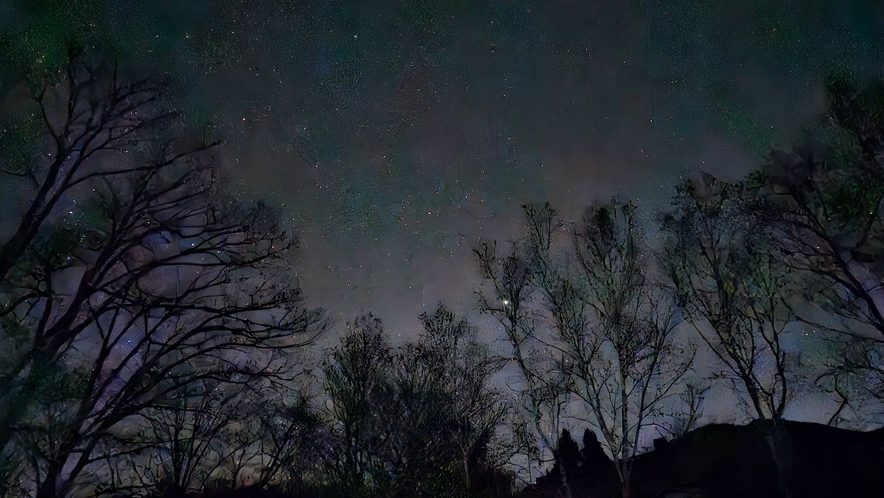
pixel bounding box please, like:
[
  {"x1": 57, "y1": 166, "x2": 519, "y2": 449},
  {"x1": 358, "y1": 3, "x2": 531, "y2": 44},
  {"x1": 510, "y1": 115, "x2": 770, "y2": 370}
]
[{"x1": 3, "y1": 0, "x2": 884, "y2": 337}]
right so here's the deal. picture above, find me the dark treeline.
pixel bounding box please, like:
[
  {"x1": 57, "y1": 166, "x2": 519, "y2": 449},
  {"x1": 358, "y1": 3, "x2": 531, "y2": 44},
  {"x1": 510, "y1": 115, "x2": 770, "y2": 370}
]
[{"x1": 3, "y1": 52, "x2": 884, "y2": 498}]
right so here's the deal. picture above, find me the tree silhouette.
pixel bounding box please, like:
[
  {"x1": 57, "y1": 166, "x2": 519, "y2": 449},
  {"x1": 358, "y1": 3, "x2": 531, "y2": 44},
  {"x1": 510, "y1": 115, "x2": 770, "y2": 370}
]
[
  {"x1": 477, "y1": 201, "x2": 693, "y2": 498},
  {"x1": 754, "y1": 75, "x2": 884, "y2": 413},
  {"x1": 395, "y1": 307, "x2": 507, "y2": 494},
  {"x1": 661, "y1": 174, "x2": 806, "y2": 497},
  {"x1": 92, "y1": 378, "x2": 273, "y2": 497},
  {"x1": 0, "y1": 52, "x2": 324, "y2": 497},
  {"x1": 320, "y1": 309, "x2": 508, "y2": 498},
  {"x1": 661, "y1": 175, "x2": 795, "y2": 422},
  {"x1": 322, "y1": 314, "x2": 393, "y2": 495},
  {"x1": 474, "y1": 208, "x2": 570, "y2": 487}
]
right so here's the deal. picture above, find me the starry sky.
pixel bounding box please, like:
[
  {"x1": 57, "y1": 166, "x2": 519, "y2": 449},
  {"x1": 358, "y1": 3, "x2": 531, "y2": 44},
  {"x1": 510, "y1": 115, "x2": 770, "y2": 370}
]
[{"x1": 2, "y1": 0, "x2": 884, "y2": 337}]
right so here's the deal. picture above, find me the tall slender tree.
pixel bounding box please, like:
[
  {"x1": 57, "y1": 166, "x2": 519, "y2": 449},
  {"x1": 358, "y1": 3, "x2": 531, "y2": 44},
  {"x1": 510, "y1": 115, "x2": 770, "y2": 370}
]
[
  {"x1": 662, "y1": 175, "x2": 794, "y2": 421},
  {"x1": 474, "y1": 211, "x2": 570, "y2": 488},
  {"x1": 661, "y1": 174, "x2": 803, "y2": 497},
  {"x1": 322, "y1": 315, "x2": 393, "y2": 495},
  {"x1": 557, "y1": 200, "x2": 692, "y2": 498},
  {"x1": 477, "y1": 201, "x2": 693, "y2": 498}
]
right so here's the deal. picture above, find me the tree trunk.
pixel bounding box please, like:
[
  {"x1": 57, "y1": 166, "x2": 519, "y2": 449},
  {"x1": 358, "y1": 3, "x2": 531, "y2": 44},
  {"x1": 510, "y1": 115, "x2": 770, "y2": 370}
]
[
  {"x1": 0, "y1": 159, "x2": 63, "y2": 283},
  {"x1": 463, "y1": 454, "x2": 470, "y2": 491},
  {"x1": 745, "y1": 383, "x2": 766, "y2": 420},
  {"x1": 762, "y1": 421, "x2": 800, "y2": 498},
  {"x1": 35, "y1": 480, "x2": 55, "y2": 498},
  {"x1": 616, "y1": 460, "x2": 633, "y2": 498},
  {"x1": 35, "y1": 459, "x2": 61, "y2": 498}
]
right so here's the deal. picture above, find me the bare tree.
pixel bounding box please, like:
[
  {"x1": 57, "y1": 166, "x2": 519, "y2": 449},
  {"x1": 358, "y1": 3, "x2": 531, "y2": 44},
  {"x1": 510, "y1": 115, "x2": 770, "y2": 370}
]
[
  {"x1": 5, "y1": 163, "x2": 321, "y2": 497},
  {"x1": 542, "y1": 201, "x2": 694, "y2": 496},
  {"x1": 665, "y1": 380, "x2": 709, "y2": 438},
  {"x1": 754, "y1": 76, "x2": 884, "y2": 420},
  {"x1": 395, "y1": 306, "x2": 507, "y2": 494},
  {"x1": 94, "y1": 383, "x2": 328, "y2": 498},
  {"x1": 322, "y1": 315, "x2": 393, "y2": 494},
  {"x1": 551, "y1": 200, "x2": 693, "y2": 498},
  {"x1": 477, "y1": 201, "x2": 693, "y2": 498},
  {"x1": 91, "y1": 379, "x2": 255, "y2": 497},
  {"x1": 758, "y1": 75, "x2": 884, "y2": 342},
  {"x1": 474, "y1": 216, "x2": 570, "y2": 487},
  {"x1": 0, "y1": 49, "x2": 200, "y2": 284},
  {"x1": 0, "y1": 53, "x2": 324, "y2": 497},
  {"x1": 320, "y1": 309, "x2": 509, "y2": 498},
  {"x1": 662, "y1": 175, "x2": 794, "y2": 421},
  {"x1": 662, "y1": 174, "x2": 805, "y2": 497},
  {"x1": 0, "y1": 49, "x2": 203, "y2": 454},
  {"x1": 253, "y1": 394, "x2": 326, "y2": 495}
]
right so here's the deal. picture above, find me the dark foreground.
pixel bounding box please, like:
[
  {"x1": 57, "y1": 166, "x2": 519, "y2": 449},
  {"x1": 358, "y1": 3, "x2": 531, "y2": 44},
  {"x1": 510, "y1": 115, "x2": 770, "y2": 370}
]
[
  {"x1": 157, "y1": 420, "x2": 884, "y2": 498},
  {"x1": 523, "y1": 419, "x2": 884, "y2": 498}
]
